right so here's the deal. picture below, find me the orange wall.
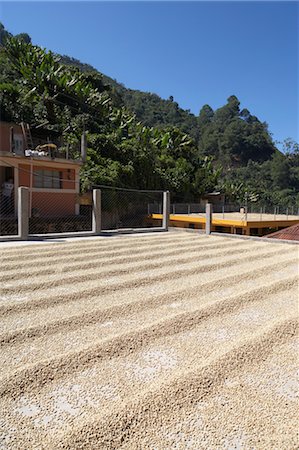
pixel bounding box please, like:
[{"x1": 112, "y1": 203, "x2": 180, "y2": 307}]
[
  {"x1": 19, "y1": 163, "x2": 30, "y2": 186},
  {"x1": 32, "y1": 192, "x2": 77, "y2": 216}
]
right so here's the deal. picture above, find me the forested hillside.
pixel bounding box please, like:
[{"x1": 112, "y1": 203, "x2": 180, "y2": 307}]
[{"x1": 0, "y1": 23, "x2": 298, "y2": 207}]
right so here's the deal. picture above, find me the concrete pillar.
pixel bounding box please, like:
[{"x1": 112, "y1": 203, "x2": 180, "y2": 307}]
[
  {"x1": 18, "y1": 187, "x2": 29, "y2": 240},
  {"x1": 205, "y1": 203, "x2": 213, "y2": 235},
  {"x1": 92, "y1": 189, "x2": 101, "y2": 234},
  {"x1": 162, "y1": 191, "x2": 170, "y2": 231}
]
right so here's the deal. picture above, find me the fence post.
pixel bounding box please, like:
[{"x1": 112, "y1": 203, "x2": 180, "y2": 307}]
[
  {"x1": 18, "y1": 186, "x2": 29, "y2": 240},
  {"x1": 162, "y1": 191, "x2": 170, "y2": 231},
  {"x1": 92, "y1": 189, "x2": 101, "y2": 235},
  {"x1": 206, "y1": 203, "x2": 213, "y2": 235}
]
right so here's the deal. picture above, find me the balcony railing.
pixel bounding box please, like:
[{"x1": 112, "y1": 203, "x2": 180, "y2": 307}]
[{"x1": 1, "y1": 139, "x2": 81, "y2": 161}]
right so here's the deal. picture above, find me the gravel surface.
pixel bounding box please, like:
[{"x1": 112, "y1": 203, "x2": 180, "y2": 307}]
[{"x1": 0, "y1": 232, "x2": 298, "y2": 449}]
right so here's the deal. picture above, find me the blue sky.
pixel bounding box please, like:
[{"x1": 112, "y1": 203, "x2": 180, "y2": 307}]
[{"x1": 0, "y1": 1, "x2": 298, "y2": 147}]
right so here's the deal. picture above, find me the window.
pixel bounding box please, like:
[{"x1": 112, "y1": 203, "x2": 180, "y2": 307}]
[
  {"x1": 34, "y1": 170, "x2": 61, "y2": 189},
  {"x1": 13, "y1": 135, "x2": 24, "y2": 155}
]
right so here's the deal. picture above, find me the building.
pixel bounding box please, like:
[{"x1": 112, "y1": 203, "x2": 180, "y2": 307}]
[
  {"x1": 0, "y1": 121, "x2": 83, "y2": 218},
  {"x1": 265, "y1": 223, "x2": 299, "y2": 241}
]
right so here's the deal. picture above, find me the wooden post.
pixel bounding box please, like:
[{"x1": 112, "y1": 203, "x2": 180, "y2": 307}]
[
  {"x1": 10, "y1": 126, "x2": 14, "y2": 153},
  {"x1": 92, "y1": 189, "x2": 101, "y2": 234},
  {"x1": 18, "y1": 187, "x2": 29, "y2": 240}
]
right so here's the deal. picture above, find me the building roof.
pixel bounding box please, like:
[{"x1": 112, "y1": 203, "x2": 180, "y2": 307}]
[{"x1": 265, "y1": 223, "x2": 299, "y2": 241}]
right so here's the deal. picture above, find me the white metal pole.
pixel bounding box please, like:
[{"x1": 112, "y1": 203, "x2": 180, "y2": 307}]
[
  {"x1": 92, "y1": 189, "x2": 101, "y2": 234},
  {"x1": 162, "y1": 191, "x2": 170, "y2": 231},
  {"x1": 206, "y1": 203, "x2": 212, "y2": 235}
]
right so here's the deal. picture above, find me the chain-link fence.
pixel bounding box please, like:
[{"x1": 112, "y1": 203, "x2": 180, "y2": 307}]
[
  {"x1": 0, "y1": 161, "x2": 92, "y2": 237},
  {"x1": 28, "y1": 189, "x2": 92, "y2": 235},
  {"x1": 0, "y1": 185, "x2": 18, "y2": 236},
  {"x1": 1, "y1": 147, "x2": 168, "y2": 239},
  {"x1": 98, "y1": 186, "x2": 164, "y2": 231},
  {"x1": 0, "y1": 184, "x2": 167, "y2": 240}
]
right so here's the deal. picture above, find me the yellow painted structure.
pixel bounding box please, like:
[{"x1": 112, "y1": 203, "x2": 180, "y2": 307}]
[{"x1": 150, "y1": 213, "x2": 299, "y2": 236}]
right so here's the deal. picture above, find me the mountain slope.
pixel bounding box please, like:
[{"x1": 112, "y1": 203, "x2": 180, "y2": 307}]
[{"x1": 60, "y1": 54, "x2": 200, "y2": 140}]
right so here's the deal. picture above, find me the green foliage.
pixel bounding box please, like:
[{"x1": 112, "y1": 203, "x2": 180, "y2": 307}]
[
  {"x1": 14, "y1": 33, "x2": 31, "y2": 44},
  {"x1": 271, "y1": 152, "x2": 291, "y2": 190},
  {"x1": 198, "y1": 96, "x2": 275, "y2": 166},
  {"x1": 0, "y1": 22, "x2": 12, "y2": 45},
  {"x1": 121, "y1": 90, "x2": 200, "y2": 141}
]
